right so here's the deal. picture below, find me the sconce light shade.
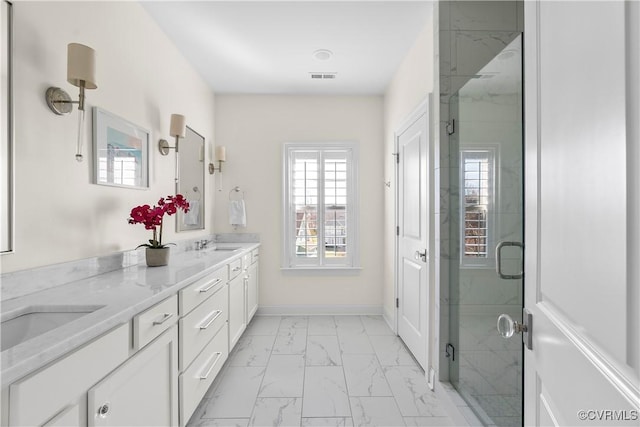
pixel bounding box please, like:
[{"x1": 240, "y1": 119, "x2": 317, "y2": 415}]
[
  {"x1": 215, "y1": 146, "x2": 226, "y2": 162},
  {"x1": 170, "y1": 114, "x2": 186, "y2": 138},
  {"x1": 67, "y1": 43, "x2": 97, "y2": 89},
  {"x1": 209, "y1": 145, "x2": 227, "y2": 174}
]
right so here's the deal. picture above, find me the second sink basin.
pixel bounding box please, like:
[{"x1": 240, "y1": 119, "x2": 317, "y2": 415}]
[{"x1": 1, "y1": 305, "x2": 104, "y2": 352}]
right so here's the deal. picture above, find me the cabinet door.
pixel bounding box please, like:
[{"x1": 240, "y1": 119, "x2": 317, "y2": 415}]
[
  {"x1": 8, "y1": 324, "x2": 129, "y2": 427},
  {"x1": 228, "y1": 275, "x2": 246, "y2": 350},
  {"x1": 246, "y1": 263, "x2": 258, "y2": 323},
  {"x1": 88, "y1": 326, "x2": 178, "y2": 427}
]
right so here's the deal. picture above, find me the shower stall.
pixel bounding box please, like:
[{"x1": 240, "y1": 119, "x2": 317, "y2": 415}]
[{"x1": 447, "y1": 35, "x2": 524, "y2": 427}]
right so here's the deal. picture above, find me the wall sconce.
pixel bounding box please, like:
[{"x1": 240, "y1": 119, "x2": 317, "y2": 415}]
[
  {"x1": 209, "y1": 146, "x2": 226, "y2": 174},
  {"x1": 158, "y1": 114, "x2": 186, "y2": 191},
  {"x1": 45, "y1": 43, "x2": 97, "y2": 161},
  {"x1": 158, "y1": 114, "x2": 186, "y2": 156}
]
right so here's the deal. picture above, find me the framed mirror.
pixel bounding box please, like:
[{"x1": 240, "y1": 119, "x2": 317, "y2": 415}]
[
  {"x1": 1, "y1": 0, "x2": 13, "y2": 253},
  {"x1": 177, "y1": 126, "x2": 205, "y2": 231}
]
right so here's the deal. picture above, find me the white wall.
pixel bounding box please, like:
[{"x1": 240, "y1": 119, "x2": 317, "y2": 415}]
[
  {"x1": 214, "y1": 95, "x2": 383, "y2": 310},
  {"x1": 1, "y1": 2, "x2": 215, "y2": 272},
  {"x1": 382, "y1": 16, "x2": 435, "y2": 323}
]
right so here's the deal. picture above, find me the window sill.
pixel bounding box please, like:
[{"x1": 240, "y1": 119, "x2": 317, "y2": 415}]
[{"x1": 281, "y1": 267, "x2": 362, "y2": 276}]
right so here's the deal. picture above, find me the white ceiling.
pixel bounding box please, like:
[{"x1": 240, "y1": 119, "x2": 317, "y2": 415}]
[{"x1": 142, "y1": 1, "x2": 433, "y2": 95}]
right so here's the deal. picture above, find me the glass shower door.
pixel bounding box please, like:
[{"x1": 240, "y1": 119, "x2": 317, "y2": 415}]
[{"x1": 448, "y1": 35, "x2": 524, "y2": 427}]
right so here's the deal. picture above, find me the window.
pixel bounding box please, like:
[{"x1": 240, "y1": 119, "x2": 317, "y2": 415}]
[
  {"x1": 283, "y1": 142, "x2": 358, "y2": 269},
  {"x1": 460, "y1": 149, "x2": 495, "y2": 267}
]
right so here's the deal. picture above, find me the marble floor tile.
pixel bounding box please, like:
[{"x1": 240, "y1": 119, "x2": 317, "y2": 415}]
[
  {"x1": 249, "y1": 397, "x2": 302, "y2": 427},
  {"x1": 384, "y1": 366, "x2": 447, "y2": 417},
  {"x1": 337, "y1": 331, "x2": 374, "y2": 354},
  {"x1": 360, "y1": 315, "x2": 394, "y2": 336},
  {"x1": 188, "y1": 419, "x2": 249, "y2": 427},
  {"x1": 201, "y1": 367, "x2": 265, "y2": 418},
  {"x1": 245, "y1": 316, "x2": 282, "y2": 335},
  {"x1": 404, "y1": 416, "x2": 456, "y2": 426},
  {"x1": 301, "y1": 418, "x2": 354, "y2": 427},
  {"x1": 349, "y1": 396, "x2": 405, "y2": 427},
  {"x1": 492, "y1": 416, "x2": 521, "y2": 427},
  {"x1": 279, "y1": 316, "x2": 309, "y2": 331},
  {"x1": 306, "y1": 335, "x2": 342, "y2": 366},
  {"x1": 259, "y1": 355, "x2": 305, "y2": 398},
  {"x1": 308, "y1": 316, "x2": 337, "y2": 335},
  {"x1": 334, "y1": 316, "x2": 366, "y2": 334},
  {"x1": 273, "y1": 328, "x2": 308, "y2": 355},
  {"x1": 342, "y1": 354, "x2": 392, "y2": 397},
  {"x1": 229, "y1": 335, "x2": 276, "y2": 367},
  {"x1": 473, "y1": 394, "x2": 519, "y2": 417},
  {"x1": 368, "y1": 335, "x2": 416, "y2": 366},
  {"x1": 302, "y1": 366, "x2": 351, "y2": 417},
  {"x1": 190, "y1": 315, "x2": 467, "y2": 427}
]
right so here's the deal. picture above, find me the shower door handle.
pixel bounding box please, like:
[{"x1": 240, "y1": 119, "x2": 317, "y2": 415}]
[{"x1": 496, "y1": 241, "x2": 524, "y2": 279}]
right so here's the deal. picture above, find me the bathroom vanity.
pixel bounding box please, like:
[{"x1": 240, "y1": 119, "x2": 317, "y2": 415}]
[{"x1": 0, "y1": 243, "x2": 260, "y2": 427}]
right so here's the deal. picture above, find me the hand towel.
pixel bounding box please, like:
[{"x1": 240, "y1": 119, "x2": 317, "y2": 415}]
[
  {"x1": 184, "y1": 200, "x2": 200, "y2": 226},
  {"x1": 229, "y1": 200, "x2": 247, "y2": 227}
]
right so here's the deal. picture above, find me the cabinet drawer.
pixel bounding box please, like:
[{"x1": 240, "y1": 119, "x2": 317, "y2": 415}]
[
  {"x1": 228, "y1": 258, "x2": 243, "y2": 280},
  {"x1": 179, "y1": 266, "x2": 226, "y2": 315},
  {"x1": 251, "y1": 248, "x2": 260, "y2": 264},
  {"x1": 179, "y1": 284, "x2": 228, "y2": 371},
  {"x1": 9, "y1": 323, "x2": 129, "y2": 427},
  {"x1": 133, "y1": 295, "x2": 178, "y2": 351},
  {"x1": 179, "y1": 325, "x2": 228, "y2": 426}
]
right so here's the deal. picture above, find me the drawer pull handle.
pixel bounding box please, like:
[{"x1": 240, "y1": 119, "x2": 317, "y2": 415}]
[
  {"x1": 199, "y1": 352, "x2": 223, "y2": 380},
  {"x1": 152, "y1": 313, "x2": 174, "y2": 326},
  {"x1": 198, "y1": 278, "x2": 222, "y2": 293},
  {"x1": 232, "y1": 266, "x2": 241, "y2": 272},
  {"x1": 199, "y1": 310, "x2": 223, "y2": 329}
]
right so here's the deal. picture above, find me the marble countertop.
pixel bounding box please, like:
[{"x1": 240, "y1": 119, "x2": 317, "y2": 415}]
[{"x1": 0, "y1": 242, "x2": 259, "y2": 387}]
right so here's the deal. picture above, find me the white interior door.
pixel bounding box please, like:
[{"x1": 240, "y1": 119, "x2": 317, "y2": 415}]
[
  {"x1": 523, "y1": 1, "x2": 640, "y2": 425},
  {"x1": 397, "y1": 102, "x2": 429, "y2": 370}
]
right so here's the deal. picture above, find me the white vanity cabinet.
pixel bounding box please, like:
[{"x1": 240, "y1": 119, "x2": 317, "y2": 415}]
[
  {"x1": 1, "y1": 244, "x2": 260, "y2": 427},
  {"x1": 87, "y1": 326, "x2": 179, "y2": 427},
  {"x1": 245, "y1": 248, "x2": 259, "y2": 323},
  {"x1": 228, "y1": 272, "x2": 246, "y2": 350},
  {"x1": 6, "y1": 323, "x2": 130, "y2": 427},
  {"x1": 86, "y1": 296, "x2": 179, "y2": 427},
  {"x1": 178, "y1": 266, "x2": 229, "y2": 426}
]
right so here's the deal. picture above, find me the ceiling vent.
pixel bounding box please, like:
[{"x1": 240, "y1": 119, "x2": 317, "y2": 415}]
[{"x1": 310, "y1": 72, "x2": 337, "y2": 80}]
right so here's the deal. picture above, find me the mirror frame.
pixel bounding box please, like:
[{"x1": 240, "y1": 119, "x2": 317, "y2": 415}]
[
  {"x1": 1, "y1": 0, "x2": 14, "y2": 254},
  {"x1": 176, "y1": 126, "x2": 205, "y2": 232}
]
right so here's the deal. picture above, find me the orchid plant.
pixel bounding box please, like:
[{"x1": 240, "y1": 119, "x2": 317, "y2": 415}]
[{"x1": 128, "y1": 194, "x2": 190, "y2": 249}]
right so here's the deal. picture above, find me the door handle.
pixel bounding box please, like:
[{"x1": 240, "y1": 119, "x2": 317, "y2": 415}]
[
  {"x1": 414, "y1": 250, "x2": 427, "y2": 262},
  {"x1": 497, "y1": 308, "x2": 532, "y2": 350},
  {"x1": 496, "y1": 241, "x2": 524, "y2": 279}
]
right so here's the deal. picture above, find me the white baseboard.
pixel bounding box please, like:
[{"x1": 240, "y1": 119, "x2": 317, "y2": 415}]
[
  {"x1": 382, "y1": 305, "x2": 396, "y2": 333},
  {"x1": 256, "y1": 305, "x2": 382, "y2": 316}
]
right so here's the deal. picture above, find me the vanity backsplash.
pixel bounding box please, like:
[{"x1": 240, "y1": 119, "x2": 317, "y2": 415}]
[{"x1": 1, "y1": 233, "x2": 259, "y2": 302}]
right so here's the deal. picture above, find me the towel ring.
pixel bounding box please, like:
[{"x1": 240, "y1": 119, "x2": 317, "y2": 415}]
[
  {"x1": 229, "y1": 186, "x2": 245, "y2": 201},
  {"x1": 191, "y1": 186, "x2": 202, "y2": 201}
]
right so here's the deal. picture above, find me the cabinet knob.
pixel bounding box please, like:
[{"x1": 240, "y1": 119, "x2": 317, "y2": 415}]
[{"x1": 97, "y1": 403, "x2": 110, "y2": 418}]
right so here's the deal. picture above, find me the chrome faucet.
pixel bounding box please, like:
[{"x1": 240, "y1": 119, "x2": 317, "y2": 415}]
[{"x1": 195, "y1": 239, "x2": 209, "y2": 251}]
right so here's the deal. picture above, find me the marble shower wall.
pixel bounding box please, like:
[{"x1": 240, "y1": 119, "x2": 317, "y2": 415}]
[{"x1": 437, "y1": 0, "x2": 523, "y2": 381}]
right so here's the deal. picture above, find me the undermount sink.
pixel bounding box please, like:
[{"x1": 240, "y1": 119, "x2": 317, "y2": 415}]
[
  {"x1": 212, "y1": 247, "x2": 241, "y2": 251},
  {"x1": 1, "y1": 305, "x2": 104, "y2": 352}
]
